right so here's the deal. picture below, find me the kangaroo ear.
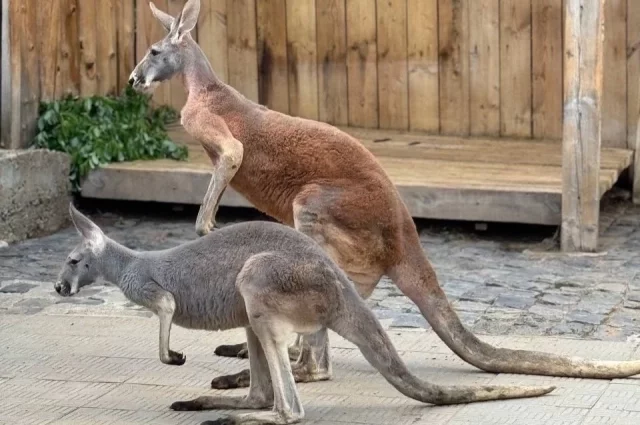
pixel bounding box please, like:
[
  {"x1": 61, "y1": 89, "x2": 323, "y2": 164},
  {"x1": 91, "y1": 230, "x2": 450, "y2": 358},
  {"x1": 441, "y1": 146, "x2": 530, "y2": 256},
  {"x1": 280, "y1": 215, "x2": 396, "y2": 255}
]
[
  {"x1": 150, "y1": 1, "x2": 174, "y2": 33},
  {"x1": 69, "y1": 203, "x2": 105, "y2": 251},
  {"x1": 170, "y1": 0, "x2": 199, "y2": 42}
]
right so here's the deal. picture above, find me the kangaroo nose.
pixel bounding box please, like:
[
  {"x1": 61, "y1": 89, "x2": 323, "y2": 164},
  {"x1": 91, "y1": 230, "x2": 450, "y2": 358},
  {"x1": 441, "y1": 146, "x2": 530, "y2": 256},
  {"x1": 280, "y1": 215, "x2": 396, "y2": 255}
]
[{"x1": 128, "y1": 76, "x2": 135, "y2": 86}]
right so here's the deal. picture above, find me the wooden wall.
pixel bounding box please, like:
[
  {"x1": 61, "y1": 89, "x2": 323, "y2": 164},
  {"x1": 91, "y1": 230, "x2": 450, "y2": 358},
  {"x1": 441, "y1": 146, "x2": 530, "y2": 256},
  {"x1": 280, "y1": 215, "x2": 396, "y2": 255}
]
[{"x1": 2, "y1": 0, "x2": 640, "y2": 149}]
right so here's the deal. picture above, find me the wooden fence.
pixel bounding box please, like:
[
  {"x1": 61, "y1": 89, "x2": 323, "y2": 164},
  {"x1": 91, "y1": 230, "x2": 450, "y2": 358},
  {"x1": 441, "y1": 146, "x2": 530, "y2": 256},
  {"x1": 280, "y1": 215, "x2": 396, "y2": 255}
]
[{"x1": 2, "y1": 0, "x2": 640, "y2": 150}]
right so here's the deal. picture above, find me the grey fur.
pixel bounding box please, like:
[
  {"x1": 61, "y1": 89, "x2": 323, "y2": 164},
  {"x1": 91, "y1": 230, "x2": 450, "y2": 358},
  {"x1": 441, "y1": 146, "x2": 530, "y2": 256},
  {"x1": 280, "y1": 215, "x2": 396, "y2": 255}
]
[{"x1": 56, "y1": 204, "x2": 555, "y2": 425}]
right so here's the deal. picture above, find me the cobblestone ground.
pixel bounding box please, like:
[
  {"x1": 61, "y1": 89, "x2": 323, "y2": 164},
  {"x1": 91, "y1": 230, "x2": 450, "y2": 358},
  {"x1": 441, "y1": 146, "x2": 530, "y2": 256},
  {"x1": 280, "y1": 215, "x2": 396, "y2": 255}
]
[{"x1": 2, "y1": 189, "x2": 640, "y2": 342}]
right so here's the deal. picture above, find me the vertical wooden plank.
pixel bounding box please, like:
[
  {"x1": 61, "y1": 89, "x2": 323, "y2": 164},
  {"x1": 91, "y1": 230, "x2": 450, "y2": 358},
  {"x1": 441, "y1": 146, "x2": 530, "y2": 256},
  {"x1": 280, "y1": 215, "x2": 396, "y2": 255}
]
[
  {"x1": 316, "y1": 0, "x2": 348, "y2": 125},
  {"x1": 5, "y1": 0, "x2": 40, "y2": 149},
  {"x1": 227, "y1": 0, "x2": 258, "y2": 102},
  {"x1": 1, "y1": 0, "x2": 10, "y2": 148},
  {"x1": 57, "y1": 0, "x2": 80, "y2": 97},
  {"x1": 628, "y1": 0, "x2": 640, "y2": 152},
  {"x1": 136, "y1": 0, "x2": 171, "y2": 106},
  {"x1": 78, "y1": 0, "x2": 98, "y2": 96},
  {"x1": 256, "y1": 0, "x2": 289, "y2": 113},
  {"x1": 500, "y1": 0, "x2": 532, "y2": 138},
  {"x1": 345, "y1": 0, "x2": 378, "y2": 128},
  {"x1": 601, "y1": 0, "x2": 627, "y2": 147},
  {"x1": 468, "y1": 0, "x2": 499, "y2": 136},
  {"x1": 115, "y1": 0, "x2": 135, "y2": 93},
  {"x1": 199, "y1": 0, "x2": 228, "y2": 83},
  {"x1": 38, "y1": 1, "x2": 60, "y2": 101},
  {"x1": 439, "y1": 0, "x2": 470, "y2": 135},
  {"x1": 376, "y1": 0, "x2": 408, "y2": 130},
  {"x1": 96, "y1": 0, "x2": 118, "y2": 96},
  {"x1": 562, "y1": 0, "x2": 605, "y2": 252},
  {"x1": 407, "y1": 0, "x2": 439, "y2": 132},
  {"x1": 167, "y1": 0, "x2": 187, "y2": 108},
  {"x1": 532, "y1": 0, "x2": 563, "y2": 139},
  {"x1": 286, "y1": 0, "x2": 318, "y2": 119},
  {"x1": 628, "y1": 0, "x2": 640, "y2": 200}
]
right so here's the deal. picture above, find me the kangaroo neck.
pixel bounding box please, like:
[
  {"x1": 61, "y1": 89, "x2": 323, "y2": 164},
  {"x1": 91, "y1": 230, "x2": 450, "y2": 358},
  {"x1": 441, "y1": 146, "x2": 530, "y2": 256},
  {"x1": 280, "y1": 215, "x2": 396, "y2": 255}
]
[
  {"x1": 181, "y1": 38, "x2": 251, "y2": 117},
  {"x1": 99, "y1": 240, "x2": 146, "y2": 288}
]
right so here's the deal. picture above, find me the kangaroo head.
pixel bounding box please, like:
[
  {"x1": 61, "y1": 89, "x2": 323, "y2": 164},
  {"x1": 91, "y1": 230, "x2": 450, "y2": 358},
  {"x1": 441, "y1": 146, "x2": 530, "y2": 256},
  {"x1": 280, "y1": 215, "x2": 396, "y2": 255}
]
[
  {"x1": 128, "y1": 0, "x2": 200, "y2": 93},
  {"x1": 55, "y1": 204, "x2": 106, "y2": 297}
]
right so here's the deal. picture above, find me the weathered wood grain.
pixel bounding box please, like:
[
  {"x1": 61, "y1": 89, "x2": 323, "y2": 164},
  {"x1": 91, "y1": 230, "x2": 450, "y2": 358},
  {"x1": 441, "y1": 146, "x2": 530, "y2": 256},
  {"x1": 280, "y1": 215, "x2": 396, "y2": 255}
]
[
  {"x1": 198, "y1": 0, "x2": 228, "y2": 82},
  {"x1": 6, "y1": 0, "x2": 40, "y2": 149},
  {"x1": 376, "y1": 0, "x2": 408, "y2": 129},
  {"x1": 286, "y1": 0, "x2": 318, "y2": 119},
  {"x1": 1, "y1": 0, "x2": 10, "y2": 148},
  {"x1": 345, "y1": 0, "x2": 378, "y2": 128},
  {"x1": 316, "y1": 0, "x2": 348, "y2": 125},
  {"x1": 115, "y1": 0, "x2": 135, "y2": 93},
  {"x1": 96, "y1": 0, "x2": 118, "y2": 96},
  {"x1": 227, "y1": 0, "x2": 258, "y2": 102},
  {"x1": 629, "y1": 0, "x2": 640, "y2": 200},
  {"x1": 532, "y1": 0, "x2": 563, "y2": 139},
  {"x1": 256, "y1": 0, "x2": 289, "y2": 113},
  {"x1": 562, "y1": 0, "x2": 606, "y2": 252},
  {"x1": 500, "y1": 0, "x2": 532, "y2": 138},
  {"x1": 58, "y1": 0, "x2": 80, "y2": 97},
  {"x1": 78, "y1": 0, "x2": 98, "y2": 96},
  {"x1": 407, "y1": 0, "x2": 439, "y2": 132},
  {"x1": 439, "y1": 0, "x2": 470, "y2": 135},
  {"x1": 602, "y1": 0, "x2": 627, "y2": 147},
  {"x1": 38, "y1": 3, "x2": 60, "y2": 101},
  {"x1": 469, "y1": 0, "x2": 499, "y2": 136}
]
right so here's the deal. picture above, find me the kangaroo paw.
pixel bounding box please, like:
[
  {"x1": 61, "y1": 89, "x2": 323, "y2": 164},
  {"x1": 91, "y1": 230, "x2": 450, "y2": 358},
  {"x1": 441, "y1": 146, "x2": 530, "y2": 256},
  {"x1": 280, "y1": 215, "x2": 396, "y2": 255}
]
[
  {"x1": 211, "y1": 369, "x2": 251, "y2": 389},
  {"x1": 214, "y1": 342, "x2": 249, "y2": 358},
  {"x1": 168, "y1": 349, "x2": 186, "y2": 366}
]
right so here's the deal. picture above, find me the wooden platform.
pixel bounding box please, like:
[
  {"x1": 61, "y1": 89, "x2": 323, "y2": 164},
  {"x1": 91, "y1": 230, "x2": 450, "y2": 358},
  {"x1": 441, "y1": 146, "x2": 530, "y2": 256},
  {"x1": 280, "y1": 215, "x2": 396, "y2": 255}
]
[{"x1": 81, "y1": 126, "x2": 634, "y2": 225}]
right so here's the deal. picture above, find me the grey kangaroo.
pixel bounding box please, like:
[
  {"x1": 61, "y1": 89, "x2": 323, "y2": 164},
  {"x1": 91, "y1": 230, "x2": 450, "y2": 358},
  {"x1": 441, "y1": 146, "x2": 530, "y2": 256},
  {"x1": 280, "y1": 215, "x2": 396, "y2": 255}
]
[{"x1": 55, "y1": 204, "x2": 554, "y2": 425}]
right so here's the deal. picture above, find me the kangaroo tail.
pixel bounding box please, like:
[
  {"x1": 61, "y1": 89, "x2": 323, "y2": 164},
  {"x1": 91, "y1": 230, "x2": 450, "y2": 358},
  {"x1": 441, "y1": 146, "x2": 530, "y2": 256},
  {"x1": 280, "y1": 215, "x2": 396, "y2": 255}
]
[
  {"x1": 388, "y1": 235, "x2": 640, "y2": 379},
  {"x1": 329, "y1": 285, "x2": 555, "y2": 405}
]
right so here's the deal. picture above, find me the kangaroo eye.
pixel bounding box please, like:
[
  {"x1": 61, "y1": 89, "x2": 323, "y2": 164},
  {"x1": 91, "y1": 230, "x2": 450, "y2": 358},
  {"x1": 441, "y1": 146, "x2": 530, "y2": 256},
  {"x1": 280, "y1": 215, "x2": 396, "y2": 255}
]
[
  {"x1": 150, "y1": 48, "x2": 160, "y2": 56},
  {"x1": 69, "y1": 258, "x2": 80, "y2": 265}
]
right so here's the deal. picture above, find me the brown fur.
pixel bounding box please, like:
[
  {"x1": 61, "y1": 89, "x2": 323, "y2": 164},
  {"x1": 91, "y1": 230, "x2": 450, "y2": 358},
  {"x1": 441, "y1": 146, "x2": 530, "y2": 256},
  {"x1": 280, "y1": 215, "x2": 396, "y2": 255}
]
[{"x1": 129, "y1": 0, "x2": 640, "y2": 386}]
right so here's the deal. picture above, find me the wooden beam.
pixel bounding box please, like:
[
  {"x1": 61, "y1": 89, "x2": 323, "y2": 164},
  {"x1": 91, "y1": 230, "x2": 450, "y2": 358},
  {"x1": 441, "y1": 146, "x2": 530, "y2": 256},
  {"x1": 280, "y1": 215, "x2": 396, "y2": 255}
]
[
  {"x1": 1, "y1": 0, "x2": 10, "y2": 148},
  {"x1": 561, "y1": 0, "x2": 606, "y2": 252},
  {"x1": 634, "y1": 73, "x2": 640, "y2": 202},
  {"x1": 1, "y1": 0, "x2": 40, "y2": 150}
]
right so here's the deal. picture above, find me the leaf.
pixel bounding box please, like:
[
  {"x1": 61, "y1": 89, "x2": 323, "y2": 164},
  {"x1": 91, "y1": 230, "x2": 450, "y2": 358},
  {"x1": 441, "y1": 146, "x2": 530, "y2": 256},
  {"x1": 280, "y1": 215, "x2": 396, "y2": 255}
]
[{"x1": 31, "y1": 87, "x2": 187, "y2": 191}]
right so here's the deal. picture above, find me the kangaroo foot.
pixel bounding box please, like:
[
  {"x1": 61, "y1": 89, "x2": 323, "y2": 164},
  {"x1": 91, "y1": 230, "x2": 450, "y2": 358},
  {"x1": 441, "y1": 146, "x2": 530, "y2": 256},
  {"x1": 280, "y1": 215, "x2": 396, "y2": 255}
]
[
  {"x1": 211, "y1": 362, "x2": 331, "y2": 390},
  {"x1": 171, "y1": 395, "x2": 271, "y2": 411},
  {"x1": 291, "y1": 361, "x2": 331, "y2": 383},
  {"x1": 214, "y1": 342, "x2": 249, "y2": 359},
  {"x1": 215, "y1": 343, "x2": 301, "y2": 361},
  {"x1": 211, "y1": 369, "x2": 251, "y2": 389},
  {"x1": 201, "y1": 411, "x2": 302, "y2": 425},
  {"x1": 161, "y1": 349, "x2": 186, "y2": 366}
]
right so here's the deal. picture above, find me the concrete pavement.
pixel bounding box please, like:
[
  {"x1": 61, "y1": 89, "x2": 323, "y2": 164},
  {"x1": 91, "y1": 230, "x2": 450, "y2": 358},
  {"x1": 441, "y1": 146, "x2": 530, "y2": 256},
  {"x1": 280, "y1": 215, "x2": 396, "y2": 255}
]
[{"x1": 1, "y1": 311, "x2": 640, "y2": 424}]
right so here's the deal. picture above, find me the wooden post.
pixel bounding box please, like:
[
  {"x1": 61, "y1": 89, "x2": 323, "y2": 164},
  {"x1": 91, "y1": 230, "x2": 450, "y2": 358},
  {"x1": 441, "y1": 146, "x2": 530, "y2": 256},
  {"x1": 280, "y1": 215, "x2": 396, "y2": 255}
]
[
  {"x1": 561, "y1": 0, "x2": 606, "y2": 252},
  {"x1": 0, "y1": 0, "x2": 40, "y2": 150},
  {"x1": 633, "y1": 87, "x2": 640, "y2": 203},
  {"x1": 1, "y1": 0, "x2": 10, "y2": 148}
]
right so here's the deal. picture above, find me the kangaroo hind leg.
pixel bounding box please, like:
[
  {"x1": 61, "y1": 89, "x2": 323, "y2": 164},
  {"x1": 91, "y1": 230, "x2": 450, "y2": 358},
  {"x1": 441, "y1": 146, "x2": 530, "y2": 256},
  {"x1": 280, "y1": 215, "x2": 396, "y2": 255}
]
[
  {"x1": 205, "y1": 256, "x2": 306, "y2": 424},
  {"x1": 171, "y1": 327, "x2": 273, "y2": 412}
]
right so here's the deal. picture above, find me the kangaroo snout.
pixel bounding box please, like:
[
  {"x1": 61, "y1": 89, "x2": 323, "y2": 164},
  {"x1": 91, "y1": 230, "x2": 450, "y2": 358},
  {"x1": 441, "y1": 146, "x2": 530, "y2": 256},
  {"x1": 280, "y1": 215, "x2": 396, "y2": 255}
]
[
  {"x1": 128, "y1": 71, "x2": 140, "y2": 87},
  {"x1": 54, "y1": 280, "x2": 72, "y2": 297}
]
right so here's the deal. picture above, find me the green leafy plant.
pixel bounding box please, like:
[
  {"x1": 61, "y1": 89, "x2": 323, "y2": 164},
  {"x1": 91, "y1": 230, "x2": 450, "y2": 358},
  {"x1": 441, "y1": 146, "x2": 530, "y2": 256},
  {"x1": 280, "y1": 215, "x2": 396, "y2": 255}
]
[{"x1": 33, "y1": 86, "x2": 188, "y2": 190}]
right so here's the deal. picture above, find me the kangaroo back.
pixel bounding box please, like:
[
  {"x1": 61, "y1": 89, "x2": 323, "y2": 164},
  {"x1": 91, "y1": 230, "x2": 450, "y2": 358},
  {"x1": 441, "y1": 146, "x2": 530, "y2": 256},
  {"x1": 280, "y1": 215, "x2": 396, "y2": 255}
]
[{"x1": 328, "y1": 284, "x2": 555, "y2": 405}]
